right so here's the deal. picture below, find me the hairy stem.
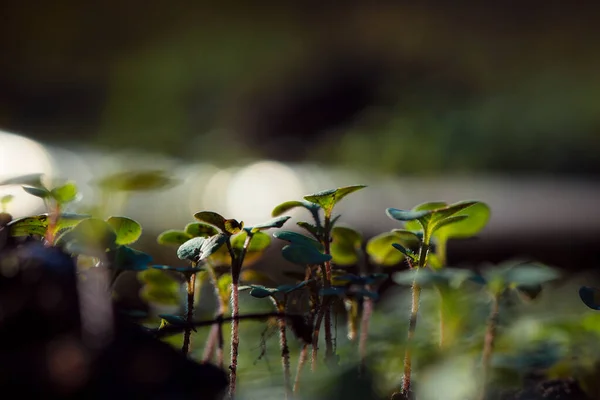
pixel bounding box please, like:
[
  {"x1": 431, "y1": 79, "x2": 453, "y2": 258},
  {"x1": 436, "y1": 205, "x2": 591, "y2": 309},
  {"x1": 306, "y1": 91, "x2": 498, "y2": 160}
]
[
  {"x1": 227, "y1": 233, "x2": 252, "y2": 400},
  {"x1": 273, "y1": 297, "x2": 292, "y2": 399},
  {"x1": 479, "y1": 294, "x2": 500, "y2": 400},
  {"x1": 202, "y1": 265, "x2": 226, "y2": 367},
  {"x1": 322, "y1": 216, "x2": 334, "y2": 364},
  {"x1": 293, "y1": 344, "x2": 309, "y2": 394},
  {"x1": 182, "y1": 272, "x2": 197, "y2": 356}
]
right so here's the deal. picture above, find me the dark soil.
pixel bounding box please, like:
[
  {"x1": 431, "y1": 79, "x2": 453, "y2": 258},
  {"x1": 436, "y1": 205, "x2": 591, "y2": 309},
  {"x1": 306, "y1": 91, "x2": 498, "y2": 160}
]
[{"x1": 498, "y1": 378, "x2": 591, "y2": 400}]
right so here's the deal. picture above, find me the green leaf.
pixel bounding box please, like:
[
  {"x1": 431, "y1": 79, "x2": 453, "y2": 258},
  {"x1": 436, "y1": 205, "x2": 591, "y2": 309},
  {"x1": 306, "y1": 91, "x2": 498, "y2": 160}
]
[
  {"x1": 224, "y1": 219, "x2": 243, "y2": 235},
  {"x1": 177, "y1": 234, "x2": 227, "y2": 262},
  {"x1": 432, "y1": 215, "x2": 469, "y2": 231},
  {"x1": 304, "y1": 185, "x2": 366, "y2": 217},
  {"x1": 50, "y1": 181, "x2": 78, "y2": 204},
  {"x1": 271, "y1": 200, "x2": 315, "y2": 217},
  {"x1": 503, "y1": 264, "x2": 560, "y2": 286},
  {"x1": 94, "y1": 170, "x2": 179, "y2": 192},
  {"x1": 366, "y1": 232, "x2": 406, "y2": 266},
  {"x1": 112, "y1": 246, "x2": 152, "y2": 271},
  {"x1": 1, "y1": 194, "x2": 14, "y2": 206},
  {"x1": 184, "y1": 222, "x2": 219, "y2": 238},
  {"x1": 58, "y1": 218, "x2": 118, "y2": 252},
  {"x1": 140, "y1": 285, "x2": 180, "y2": 306},
  {"x1": 276, "y1": 280, "x2": 312, "y2": 294},
  {"x1": 391, "y1": 243, "x2": 417, "y2": 262},
  {"x1": 430, "y1": 200, "x2": 479, "y2": 223},
  {"x1": 240, "y1": 269, "x2": 276, "y2": 286},
  {"x1": 296, "y1": 221, "x2": 320, "y2": 239},
  {"x1": 249, "y1": 216, "x2": 291, "y2": 232},
  {"x1": 386, "y1": 208, "x2": 431, "y2": 222},
  {"x1": 217, "y1": 273, "x2": 233, "y2": 304},
  {"x1": 0, "y1": 173, "x2": 45, "y2": 188},
  {"x1": 403, "y1": 202, "x2": 448, "y2": 232},
  {"x1": 107, "y1": 216, "x2": 142, "y2": 245},
  {"x1": 232, "y1": 231, "x2": 271, "y2": 253},
  {"x1": 248, "y1": 286, "x2": 277, "y2": 298},
  {"x1": 433, "y1": 201, "x2": 491, "y2": 240},
  {"x1": 8, "y1": 214, "x2": 49, "y2": 236},
  {"x1": 330, "y1": 226, "x2": 363, "y2": 266},
  {"x1": 393, "y1": 268, "x2": 474, "y2": 288},
  {"x1": 194, "y1": 211, "x2": 227, "y2": 231},
  {"x1": 157, "y1": 230, "x2": 192, "y2": 246},
  {"x1": 282, "y1": 244, "x2": 332, "y2": 265},
  {"x1": 273, "y1": 230, "x2": 323, "y2": 251},
  {"x1": 22, "y1": 186, "x2": 51, "y2": 199},
  {"x1": 138, "y1": 269, "x2": 180, "y2": 286},
  {"x1": 579, "y1": 287, "x2": 600, "y2": 311}
]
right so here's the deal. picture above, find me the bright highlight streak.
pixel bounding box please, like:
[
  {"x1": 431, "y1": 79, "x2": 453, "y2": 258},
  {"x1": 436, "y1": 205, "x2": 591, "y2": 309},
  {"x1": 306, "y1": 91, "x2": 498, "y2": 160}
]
[
  {"x1": 225, "y1": 161, "x2": 304, "y2": 225},
  {"x1": 0, "y1": 130, "x2": 54, "y2": 217}
]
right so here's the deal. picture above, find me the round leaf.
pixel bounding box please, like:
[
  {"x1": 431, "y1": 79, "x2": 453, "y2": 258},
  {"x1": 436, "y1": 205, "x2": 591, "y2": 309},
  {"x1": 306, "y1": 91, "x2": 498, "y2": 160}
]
[
  {"x1": 94, "y1": 170, "x2": 179, "y2": 192},
  {"x1": 107, "y1": 216, "x2": 142, "y2": 245},
  {"x1": 433, "y1": 201, "x2": 491, "y2": 240},
  {"x1": 281, "y1": 244, "x2": 332, "y2": 265},
  {"x1": 272, "y1": 200, "x2": 316, "y2": 217},
  {"x1": 185, "y1": 222, "x2": 218, "y2": 238},
  {"x1": 403, "y1": 202, "x2": 448, "y2": 232},
  {"x1": 177, "y1": 234, "x2": 227, "y2": 262},
  {"x1": 194, "y1": 211, "x2": 227, "y2": 231},
  {"x1": 157, "y1": 230, "x2": 192, "y2": 246},
  {"x1": 273, "y1": 230, "x2": 323, "y2": 251},
  {"x1": 50, "y1": 181, "x2": 78, "y2": 204},
  {"x1": 61, "y1": 218, "x2": 118, "y2": 251},
  {"x1": 232, "y1": 231, "x2": 271, "y2": 253},
  {"x1": 1, "y1": 194, "x2": 14, "y2": 206},
  {"x1": 304, "y1": 185, "x2": 366, "y2": 217},
  {"x1": 366, "y1": 232, "x2": 406, "y2": 266},
  {"x1": 330, "y1": 226, "x2": 363, "y2": 266}
]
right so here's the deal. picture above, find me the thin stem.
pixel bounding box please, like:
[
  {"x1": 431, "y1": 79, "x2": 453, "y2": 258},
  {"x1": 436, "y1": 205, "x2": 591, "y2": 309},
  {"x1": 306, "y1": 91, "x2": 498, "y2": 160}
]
[
  {"x1": 436, "y1": 239, "x2": 448, "y2": 348},
  {"x1": 478, "y1": 294, "x2": 500, "y2": 400},
  {"x1": 228, "y1": 232, "x2": 253, "y2": 400},
  {"x1": 202, "y1": 265, "x2": 226, "y2": 367},
  {"x1": 359, "y1": 291, "x2": 373, "y2": 376},
  {"x1": 44, "y1": 201, "x2": 60, "y2": 245},
  {"x1": 293, "y1": 344, "x2": 309, "y2": 394},
  {"x1": 272, "y1": 296, "x2": 292, "y2": 399},
  {"x1": 321, "y1": 216, "x2": 334, "y2": 364},
  {"x1": 401, "y1": 235, "x2": 430, "y2": 395},
  {"x1": 182, "y1": 272, "x2": 197, "y2": 356},
  {"x1": 311, "y1": 296, "x2": 331, "y2": 371}
]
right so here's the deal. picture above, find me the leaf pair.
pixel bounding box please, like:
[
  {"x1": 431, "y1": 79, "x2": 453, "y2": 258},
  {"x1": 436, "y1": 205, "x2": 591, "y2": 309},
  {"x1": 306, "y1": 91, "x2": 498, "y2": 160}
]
[{"x1": 274, "y1": 230, "x2": 331, "y2": 265}]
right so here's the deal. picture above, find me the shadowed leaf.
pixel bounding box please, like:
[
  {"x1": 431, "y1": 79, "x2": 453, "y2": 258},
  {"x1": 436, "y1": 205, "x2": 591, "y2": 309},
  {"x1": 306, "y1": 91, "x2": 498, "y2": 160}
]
[
  {"x1": 185, "y1": 222, "x2": 219, "y2": 237},
  {"x1": 580, "y1": 286, "x2": 600, "y2": 310},
  {"x1": 249, "y1": 216, "x2": 291, "y2": 232},
  {"x1": 282, "y1": 244, "x2": 332, "y2": 265},
  {"x1": 22, "y1": 186, "x2": 51, "y2": 199},
  {"x1": 273, "y1": 230, "x2": 323, "y2": 251},
  {"x1": 177, "y1": 234, "x2": 227, "y2": 262},
  {"x1": 296, "y1": 221, "x2": 320, "y2": 239},
  {"x1": 113, "y1": 246, "x2": 152, "y2": 271},
  {"x1": 157, "y1": 230, "x2": 192, "y2": 246}
]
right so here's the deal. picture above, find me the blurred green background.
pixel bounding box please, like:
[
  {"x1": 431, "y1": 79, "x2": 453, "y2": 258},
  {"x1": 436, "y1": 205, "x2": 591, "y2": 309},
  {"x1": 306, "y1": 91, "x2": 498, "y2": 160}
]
[{"x1": 2, "y1": 1, "x2": 600, "y2": 176}]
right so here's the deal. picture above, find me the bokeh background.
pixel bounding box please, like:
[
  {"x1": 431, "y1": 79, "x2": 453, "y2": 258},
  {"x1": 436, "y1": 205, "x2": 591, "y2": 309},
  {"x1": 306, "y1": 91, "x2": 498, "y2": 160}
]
[{"x1": 2, "y1": 2, "x2": 600, "y2": 399}]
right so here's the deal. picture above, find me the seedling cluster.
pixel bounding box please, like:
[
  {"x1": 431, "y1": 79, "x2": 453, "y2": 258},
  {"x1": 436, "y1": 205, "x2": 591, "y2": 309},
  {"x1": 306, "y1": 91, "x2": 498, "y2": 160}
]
[{"x1": 1, "y1": 171, "x2": 583, "y2": 400}]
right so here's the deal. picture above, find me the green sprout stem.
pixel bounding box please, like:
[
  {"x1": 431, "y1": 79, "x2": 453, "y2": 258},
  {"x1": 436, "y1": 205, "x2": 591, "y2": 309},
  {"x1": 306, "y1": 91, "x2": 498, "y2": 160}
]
[
  {"x1": 321, "y1": 215, "x2": 335, "y2": 364},
  {"x1": 479, "y1": 293, "x2": 500, "y2": 400},
  {"x1": 182, "y1": 271, "x2": 197, "y2": 356},
  {"x1": 227, "y1": 232, "x2": 253, "y2": 399},
  {"x1": 203, "y1": 266, "x2": 226, "y2": 367},
  {"x1": 271, "y1": 296, "x2": 292, "y2": 399},
  {"x1": 436, "y1": 239, "x2": 448, "y2": 348},
  {"x1": 401, "y1": 236, "x2": 430, "y2": 395}
]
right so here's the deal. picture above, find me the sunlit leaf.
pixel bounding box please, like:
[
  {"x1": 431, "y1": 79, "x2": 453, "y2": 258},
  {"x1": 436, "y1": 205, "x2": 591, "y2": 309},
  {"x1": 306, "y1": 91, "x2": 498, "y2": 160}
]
[
  {"x1": 217, "y1": 273, "x2": 233, "y2": 304},
  {"x1": 94, "y1": 170, "x2": 179, "y2": 192},
  {"x1": 232, "y1": 231, "x2": 271, "y2": 253},
  {"x1": 194, "y1": 211, "x2": 227, "y2": 231},
  {"x1": 330, "y1": 226, "x2": 362, "y2": 266},
  {"x1": 60, "y1": 218, "x2": 118, "y2": 252},
  {"x1": 185, "y1": 222, "x2": 218, "y2": 238},
  {"x1": 366, "y1": 232, "x2": 406, "y2": 266},
  {"x1": 273, "y1": 230, "x2": 323, "y2": 251},
  {"x1": 22, "y1": 185, "x2": 51, "y2": 199},
  {"x1": 282, "y1": 244, "x2": 332, "y2": 265},
  {"x1": 386, "y1": 208, "x2": 431, "y2": 222},
  {"x1": 140, "y1": 285, "x2": 180, "y2": 306},
  {"x1": 138, "y1": 268, "x2": 180, "y2": 286},
  {"x1": 50, "y1": 181, "x2": 78, "y2": 204},
  {"x1": 157, "y1": 230, "x2": 192, "y2": 246},
  {"x1": 1, "y1": 194, "x2": 14, "y2": 206},
  {"x1": 271, "y1": 200, "x2": 316, "y2": 217},
  {"x1": 240, "y1": 269, "x2": 276, "y2": 286},
  {"x1": 579, "y1": 286, "x2": 600, "y2": 310},
  {"x1": 177, "y1": 234, "x2": 228, "y2": 262},
  {"x1": 434, "y1": 201, "x2": 491, "y2": 240},
  {"x1": 303, "y1": 185, "x2": 366, "y2": 217},
  {"x1": 224, "y1": 219, "x2": 243, "y2": 235},
  {"x1": 249, "y1": 216, "x2": 291, "y2": 232},
  {"x1": 107, "y1": 216, "x2": 142, "y2": 245}
]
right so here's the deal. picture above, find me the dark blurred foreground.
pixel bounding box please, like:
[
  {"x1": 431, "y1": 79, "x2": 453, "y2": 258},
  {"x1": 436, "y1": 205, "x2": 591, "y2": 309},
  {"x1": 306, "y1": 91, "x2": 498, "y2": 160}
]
[{"x1": 0, "y1": 215, "x2": 228, "y2": 400}]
